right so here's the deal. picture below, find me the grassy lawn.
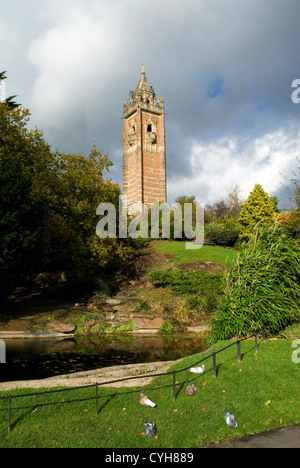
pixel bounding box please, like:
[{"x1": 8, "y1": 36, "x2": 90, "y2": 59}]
[
  {"x1": 1, "y1": 337, "x2": 299, "y2": 448},
  {"x1": 152, "y1": 241, "x2": 238, "y2": 267}
]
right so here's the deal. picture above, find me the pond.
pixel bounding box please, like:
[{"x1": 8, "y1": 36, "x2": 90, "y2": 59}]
[{"x1": 0, "y1": 333, "x2": 208, "y2": 383}]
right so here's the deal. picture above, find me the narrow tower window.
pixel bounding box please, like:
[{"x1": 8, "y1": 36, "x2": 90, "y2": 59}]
[{"x1": 147, "y1": 124, "x2": 152, "y2": 132}]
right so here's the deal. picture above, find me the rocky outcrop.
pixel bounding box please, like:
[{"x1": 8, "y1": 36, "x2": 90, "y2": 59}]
[
  {"x1": 130, "y1": 313, "x2": 164, "y2": 332},
  {"x1": 48, "y1": 321, "x2": 76, "y2": 334}
]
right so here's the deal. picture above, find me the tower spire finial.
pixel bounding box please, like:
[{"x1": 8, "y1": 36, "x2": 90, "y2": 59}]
[{"x1": 141, "y1": 63, "x2": 145, "y2": 74}]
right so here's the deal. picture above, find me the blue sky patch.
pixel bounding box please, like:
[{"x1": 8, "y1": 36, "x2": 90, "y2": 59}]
[
  {"x1": 207, "y1": 76, "x2": 224, "y2": 99},
  {"x1": 256, "y1": 100, "x2": 271, "y2": 115}
]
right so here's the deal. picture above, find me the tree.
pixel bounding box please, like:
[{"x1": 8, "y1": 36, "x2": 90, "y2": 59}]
[
  {"x1": 50, "y1": 145, "x2": 134, "y2": 275},
  {"x1": 283, "y1": 188, "x2": 300, "y2": 240},
  {"x1": 164, "y1": 195, "x2": 199, "y2": 240},
  {"x1": 0, "y1": 104, "x2": 55, "y2": 297},
  {"x1": 284, "y1": 161, "x2": 300, "y2": 240},
  {"x1": 269, "y1": 196, "x2": 280, "y2": 213},
  {"x1": 0, "y1": 91, "x2": 135, "y2": 300},
  {"x1": 296, "y1": 186, "x2": 300, "y2": 209},
  {"x1": 238, "y1": 184, "x2": 275, "y2": 240},
  {"x1": 205, "y1": 185, "x2": 242, "y2": 221},
  {"x1": 203, "y1": 186, "x2": 242, "y2": 246},
  {"x1": 206, "y1": 200, "x2": 228, "y2": 219},
  {"x1": 226, "y1": 185, "x2": 242, "y2": 217},
  {"x1": 0, "y1": 71, "x2": 20, "y2": 109}
]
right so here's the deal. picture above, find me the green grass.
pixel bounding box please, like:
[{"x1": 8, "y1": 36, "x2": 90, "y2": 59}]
[
  {"x1": 1, "y1": 338, "x2": 300, "y2": 448},
  {"x1": 153, "y1": 241, "x2": 238, "y2": 266}
]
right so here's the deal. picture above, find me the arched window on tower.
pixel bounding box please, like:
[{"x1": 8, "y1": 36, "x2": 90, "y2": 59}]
[{"x1": 146, "y1": 122, "x2": 156, "y2": 143}]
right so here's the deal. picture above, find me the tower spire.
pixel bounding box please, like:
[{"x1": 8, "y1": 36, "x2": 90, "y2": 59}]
[{"x1": 134, "y1": 64, "x2": 150, "y2": 95}]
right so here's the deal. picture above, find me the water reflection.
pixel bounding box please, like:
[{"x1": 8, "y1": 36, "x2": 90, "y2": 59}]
[{"x1": 0, "y1": 333, "x2": 208, "y2": 382}]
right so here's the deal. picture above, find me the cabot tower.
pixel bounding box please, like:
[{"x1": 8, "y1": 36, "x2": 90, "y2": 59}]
[{"x1": 123, "y1": 65, "x2": 167, "y2": 212}]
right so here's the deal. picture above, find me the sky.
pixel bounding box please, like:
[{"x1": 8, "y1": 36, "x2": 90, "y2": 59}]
[{"x1": 1, "y1": 0, "x2": 300, "y2": 210}]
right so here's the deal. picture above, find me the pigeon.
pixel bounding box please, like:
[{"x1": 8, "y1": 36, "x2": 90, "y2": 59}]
[
  {"x1": 189, "y1": 364, "x2": 206, "y2": 374},
  {"x1": 225, "y1": 411, "x2": 238, "y2": 428},
  {"x1": 185, "y1": 384, "x2": 196, "y2": 396},
  {"x1": 139, "y1": 393, "x2": 157, "y2": 407},
  {"x1": 144, "y1": 422, "x2": 156, "y2": 436}
]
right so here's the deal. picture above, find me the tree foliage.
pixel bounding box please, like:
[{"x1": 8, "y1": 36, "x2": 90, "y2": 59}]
[
  {"x1": 288, "y1": 206, "x2": 300, "y2": 240},
  {"x1": 203, "y1": 185, "x2": 242, "y2": 246},
  {"x1": 0, "y1": 91, "x2": 134, "y2": 299},
  {"x1": 0, "y1": 104, "x2": 51, "y2": 297},
  {"x1": 0, "y1": 71, "x2": 20, "y2": 109},
  {"x1": 205, "y1": 185, "x2": 242, "y2": 222},
  {"x1": 204, "y1": 219, "x2": 240, "y2": 246},
  {"x1": 284, "y1": 163, "x2": 300, "y2": 240},
  {"x1": 238, "y1": 184, "x2": 275, "y2": 240}
]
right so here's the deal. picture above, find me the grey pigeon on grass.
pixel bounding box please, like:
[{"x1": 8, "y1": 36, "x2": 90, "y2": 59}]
[
  {"x1": 185, "y1": 384, "x2": 196, "y2": 396},
  {"x1": 144, "y1": 422, "x2": 156, "y2": 436},
  {"x1": 225, "y1": 411, "x2": 238, "y2": 427}
]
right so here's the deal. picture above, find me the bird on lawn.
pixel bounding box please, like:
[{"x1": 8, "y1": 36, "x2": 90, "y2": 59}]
[
  {"x1": 185, "y1": 384, "x2": 196, "y2": 396},
  {"x1": 144, "y1": 422, "x2": 156, "y2": 436},
  {"x1": 189, "y1": 364, "x2": 205, "y2": 374},
  {"x1": 225, "y1": 411, "x2": 238, "y2": 427},
  {"x1": 140, "y1": 393, "x2": 157, "y2": 407}
]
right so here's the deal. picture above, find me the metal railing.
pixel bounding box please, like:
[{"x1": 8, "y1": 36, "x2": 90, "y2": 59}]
[{"x1": 0, "y1": 329, "x2": 266, "y2": 433}]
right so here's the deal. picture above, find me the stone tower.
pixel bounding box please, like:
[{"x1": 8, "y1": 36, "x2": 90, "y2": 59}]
[{"x1": 123, "y1": 65, "x2": 167, "y2": 213}]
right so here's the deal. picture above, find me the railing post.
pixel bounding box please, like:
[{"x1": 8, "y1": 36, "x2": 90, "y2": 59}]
[
  {"x1": 237, "y1": 340, "x2": 242, "y2": 363},
  {"x1": 8, "y1": 394, "x2": 11, "y2": 433},
  {"x1": 213, "y1": 352, "x2": 217, "y2": 378},
  {"x1": 95, "y1": 383, "x2": 98, "y2": 415},
  {"x1": 255, "y1": 333, "x2": 259, "y2": 353},
  {"x1": 173, "y1": 371, "x2": 176, "y2": 401}
]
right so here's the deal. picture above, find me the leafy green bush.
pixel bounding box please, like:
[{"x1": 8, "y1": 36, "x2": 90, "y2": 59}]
[
  {"x1": 149, "y1": 268, "x2": 224, "y2": 321},
  {"x1": 205, "y1": 219, "x2": 240, "y2": 246},
  {"x1": 148, "y1": 268, "x2": 223, "y2": 295},
  {"x1": 139, "y1": 300, "x2": 151, "y2": 311},
  {"x1": 210, "y1": 226, "x2": 300, "y2": 342},
  {"x1": 105, "y1": 320, "x2": 135, "y2": 334},
  {"x1": 286, "y1": 208, "x2": 300, "y2": 240},
  {"x1": 158, "y1": 321, "x2": 174, "y2": 334},
  {"x1": 72, "y1": 313, "x2": 105, "y2": 335},
  {"x1": 185, "y1": 289, "x2": 220, "y2": 316}
]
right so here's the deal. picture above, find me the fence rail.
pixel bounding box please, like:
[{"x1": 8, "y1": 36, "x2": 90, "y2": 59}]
[{"x1": 0, "y1": 328, "x2": 266, "y2": 433}]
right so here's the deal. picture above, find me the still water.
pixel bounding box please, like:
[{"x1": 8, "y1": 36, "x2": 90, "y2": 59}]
[{"x1": 0, "y1": 333, "x2": 208, "y2": 382}]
